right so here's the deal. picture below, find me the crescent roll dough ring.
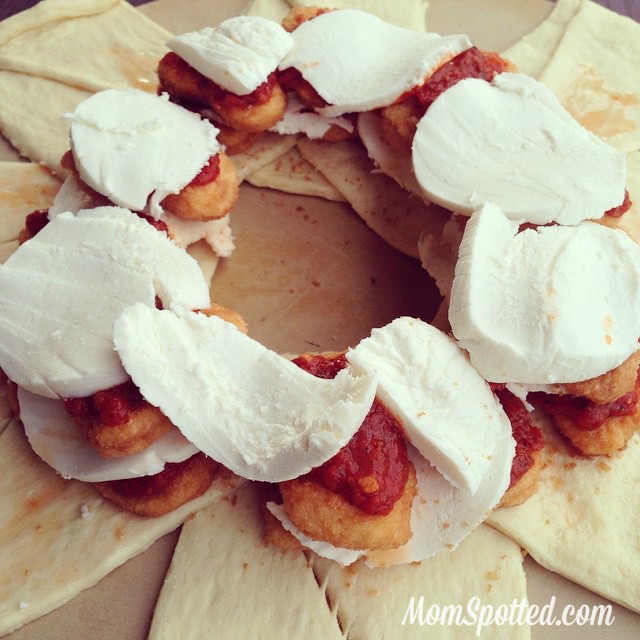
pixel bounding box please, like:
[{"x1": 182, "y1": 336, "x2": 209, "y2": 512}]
[
  {"x1": 161, "y1": 151, "x2": 239, "y2": 221},
  {"x1": 94, "y1": 452, "x2": 221, "y2": 517},
  {"x1": 157, "y1": 52, "x2": 287, "y2": 134},
  {"x1": 278, "y1": 462, "x2": 417, "y2": 552}
]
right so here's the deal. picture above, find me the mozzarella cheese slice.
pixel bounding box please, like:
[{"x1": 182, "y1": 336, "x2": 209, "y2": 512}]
[
  {"x1": 112, "y1": 304, "x2": 377, "y2": 482},
  {"x1": 346, "y1": 316, "x2": 511, "y2": 493},
  {"x1": 17, "y1": 387, "x2": 198, "y2": 483},
  {"x1": 449, "y1": 202, "x2": 640, "y2": 384},
  {"x1": 279, "y1": 8, "x2": 471, "y2": 117},
  {"x1": 270, "y1": 94, "x2": 354, "y2": 139},
  {"x1": 168, "y1": 16, "x2": 294, "y2": 95},
  {"x1": 412, "y1": 73, "x2": 626, "y2": 224},
  {"x1": 357, "y1": 110, "x2": 428, "y2": 202},
  {"x1": 69, "y1": 89, "x2": 220, "y2": 217},
  {"x1": 0, "y1": 207, "x2": 210, "y2": 399}
]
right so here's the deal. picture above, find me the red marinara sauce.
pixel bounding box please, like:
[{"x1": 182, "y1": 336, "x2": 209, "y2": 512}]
[
  {"x1": 604, "y1": 189, "x2": 632, "y2": 218},
  {"x1": 491, "y1": 385, "x2": 544, "y2": 488},
  {"x1": 188, "y1": 154, "x2": 221, "y2": 187},
  {"x1": 292, "y1": 353, "x2": 410, "y2": 516},
  {"x1": 64, "y1": 380, "x2": 145, "y2": 427},
  {"x1": 528, "y1": 373, "x2": 640, "y2": 431},
  {"x1": 414, "y1": 46, "x2": 510, "y2": 108}
]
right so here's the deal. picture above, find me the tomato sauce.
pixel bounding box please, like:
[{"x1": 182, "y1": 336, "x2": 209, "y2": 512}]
[
  {"x1": 64, "y1": 380, "x2": 144, "y2": 427},
  {"x1": 188, "y1": 154, "x2": 221, "y2": 187},
  {"x1": 292, "y1": 353, "x2": 410, "y2": 516},
  {"x1": 492, "y1": 386, "x2": 544, "y2": 488},
  {"x1": 528, "y1": 375, "x2": 640, "y2": 431},
  {"x1": 23, "y1": 209, "x2": 50, "y2": 240},
  {"x1": 604, "y1": 189, "x2": 632, "y2": 218},
  {"x1": 414, "y1": 46, "x2": 509, "y2": 108}
]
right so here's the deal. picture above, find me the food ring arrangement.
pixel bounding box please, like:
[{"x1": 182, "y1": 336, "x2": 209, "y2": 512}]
[{"x1": 0, "y1": 0, "x2": 639, "y2": 638}]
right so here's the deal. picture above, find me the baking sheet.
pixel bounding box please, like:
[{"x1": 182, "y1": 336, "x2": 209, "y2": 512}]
[{"x1": 1, "y1": 0, "x2": 639, "y2": 638}]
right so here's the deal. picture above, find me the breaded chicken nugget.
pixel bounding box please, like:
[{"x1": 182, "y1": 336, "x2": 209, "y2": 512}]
[
  {"x1": 95, "y1": 453, "x2": 220, "y2": 517},
  {"x1": 161, "y1": 152, "x2": 239, "y2": 221},
  {"x1": 279, "y1": 462, "x2": 416, "y2": 551},
  {"x1": 499, "y1": 450, "x2": 543, "y2": 508}
]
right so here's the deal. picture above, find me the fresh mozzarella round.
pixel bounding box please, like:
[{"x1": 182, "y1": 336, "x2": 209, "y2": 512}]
[
  {"x1": 270, "y1": 94, "x2": 354, "y2": 139},
  {"x1": 279, "y1": 9, "x2": 471, "y2": 117},
  {"x1": 357, "y1": 111, "x2": 429, "y2": 202},
  {"x1": 449, "y1": 203, "x2": 640, "y2": 384},
  {"x1": 18, "y1": 387, "x2": 199, "y2": 482},
  {"x1": 346, "y1": 317, "x2": 511, "y2": 494},
  {"x1": 0, "y1": 207, "x2": 210, "y2": 399},
  {"x1": 168, "y1": 16, "x2": 294, "y2": 95},
  {"x1": 112, "y1": 304, "x2": 377, "y2": 483},
  {"x1": 69, "y1": 89, "x2": 220, "y2": 217},
  {"x1": 412, "y1": 73, "x2": 627, "y2": 224}
]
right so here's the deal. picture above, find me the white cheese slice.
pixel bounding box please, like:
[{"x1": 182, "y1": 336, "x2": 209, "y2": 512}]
[
  {"x1": 17, "y1": 387, "x2": 198, "y2": 483},
  {"x1": 0, "y1": 207, "x2": 210, "y2": 399},
  {"x1": 269, "y1": 94, "x2": 354, "y2": 139},
  {"x1": 112, "y1": 304, "x2": 377, "y2": 482},
  {"x1": 162, "y1": 212, "x2": 234, "y2": 257},
  {"x1": 412, "y1": 72, "x2": 626, "y2": 224},
  {"x1": 69, "y1": 89, "x2": 220, "y2": 217},
  {"x1": 168, "y1": 16, "x2": 294, "y2": 95},
  {"x1": 356, "y1": 110, "x2": 428, "y2": 201},
  {"x1": 449, "y1": 202, "x2": 640, "y2": 383},
  {"x1": 279, "y1": 8, "x2": 471, "y2": 117},
  {"x1": 346, "y1": 316, "x2": 511, "y2": 494}
]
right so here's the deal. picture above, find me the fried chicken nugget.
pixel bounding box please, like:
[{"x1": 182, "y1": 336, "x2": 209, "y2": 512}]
[
  {"x1": 554, "y1": 399, "x2": 640, "y2": 456},
  {"x1": 281, "y1": 6, "x2": 332, "y2": 32},
  {"x1": 161, "y1": 152, "x2": 239, "y2": 221},
  {"x1": 158, "y1": 52, "x2": 287, "y2": 133},
  {"x1": 279, "y1": 461, "x2": 417, "y2": 551},
  {"x1": 559, "y1": 350, "x2": 640, "y2": 404},
  {"x1": 64, "y1": 383, "x2": 174, "y2": 458},
  {"x1": 498, "y1": 450, "x2": 543, "y2": 508},
  {"x1": 94, "y1": 452, "x2": 220, "y2": 517}
]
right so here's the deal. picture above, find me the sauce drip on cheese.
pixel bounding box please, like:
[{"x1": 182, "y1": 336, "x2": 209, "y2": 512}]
[
  {"x1": 293, "y1": 353, "x2": 409, "y2": 516},
  {"x1": 188, "y1": 154, "x2": 221, "y2": 186}
]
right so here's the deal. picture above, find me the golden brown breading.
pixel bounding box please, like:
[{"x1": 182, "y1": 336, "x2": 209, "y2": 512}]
[
  {"x1": 161, "y1": 152, "x2": 239, "y2": 221},
  {"x1": 215, "y1": 123, "x2": 263, "y2": 155},
  {"x1": 281, "y1": 6, "x2": 332, "y2": 32},
  {"x1": 69, "y1": 399, "x2": 174, "y2": 458},
  {"x1": 258, "y1": 483, "x2": 305, "y2": 551},
  {"x1": 198, "y1": 302, "x2": 248, "y2": 334},
  {"x1": 498, "y1": 449, "x2": 543, "y2": 508},
  {"x1": 279, "y1": 461, "x2": 416, "y2": 551},
  {"x1": 94, "y1": 453, "x2": 220, "y2": 517},
  {"x1": 554, "y1": 399, "x2": 640, "y2": 456},
  {"x1": 379, "y1": 97, "x2": 423, "y2": 152},
  {"x1": 558, "y1": 351, "x2": 640, "y2": 404}
]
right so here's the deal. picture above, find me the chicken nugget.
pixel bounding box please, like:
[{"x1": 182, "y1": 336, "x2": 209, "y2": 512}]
[
  {"x1": 94, "y1": 453, "x2": 220, "y2": 517},
  {"x1": 161, "y1": 151, "x2": 239, "y2": 221},
  {"x1": 499, "y1": 450, "x2": 543, "y2": 508},
  {"x1": 279, "y1": 461, "x2": 416, "y2": 551},
  {"x1": 64, "y1": 381, "x2": 173, "y2": 458}
]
